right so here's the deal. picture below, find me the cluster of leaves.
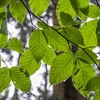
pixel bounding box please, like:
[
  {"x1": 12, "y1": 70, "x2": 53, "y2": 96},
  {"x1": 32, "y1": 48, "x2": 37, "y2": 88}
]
[{"x1": 0, "y1": 0, "x2": 100, "y2": 99}]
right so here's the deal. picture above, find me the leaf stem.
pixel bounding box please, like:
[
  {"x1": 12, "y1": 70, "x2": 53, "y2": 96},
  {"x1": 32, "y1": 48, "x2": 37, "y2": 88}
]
[{"x1": 20, "y1": 0, "x2": 100, "y2": 70}]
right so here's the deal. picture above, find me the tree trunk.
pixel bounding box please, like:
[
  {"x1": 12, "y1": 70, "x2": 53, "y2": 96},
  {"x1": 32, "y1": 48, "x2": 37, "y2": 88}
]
[{"x1": 52, "y1": 0, "x2": 87, "y2": 100}]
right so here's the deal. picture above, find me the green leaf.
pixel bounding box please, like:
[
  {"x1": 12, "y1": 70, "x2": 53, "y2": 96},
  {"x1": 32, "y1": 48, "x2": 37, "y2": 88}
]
[
  {"x1": 86, "y1": 76, "x2": 100, "y2": 91},
  {"x1": 43, "y1": 28, "x2": 69, "y2": 52},
  {"x1": 42, "y1": 47, "x2": 56, "y2": 65},
  {"x1": 56, "y1": 0, "x2": 77, "y2": 24},
  {"x1": 10, "y1": 0, "x2": 27, "y2": 24},
  {"x1": 87, "y1": 5, "x2": 100, "y2": 18},
  {"x1": 50, "y1": 52, "x2": 74, "y2": 85},
  {"x1": 93, "y1": 92, "x2": 100, "y2": 100},
  {"x1": 0, "y1": 17, "x2": 8, "y2": 35},
  {"x1": 29, "y1": 0, "x2": 50, "y2": 16},
  {"x1": 70, "y1": 0, "x2": 89, "y2": 20},
  {"x1": 60, "y1": 12, "x2": 74, "y2": 26},
  {"x1": 80, "y1": 19, "x2": 98, "y2": 47},
  {"x1": 75, "y1": 48, "x2": 98, "y2": 64},
  {"x1": 0, "y1": 67, "x2": 11, "y2": 93},
  {"x1": 0, "y1": 8, "x2": 6, "y2": 20},
  {"x1": 7, "y1": 38, "x2": 24, "y2": 53},
  {"x1": 10, "y1": 66, "x2": 31, "y2": 92},
  {"x1": 72, "y1": 60, "x2": 96, "y2": 96},
  {"x1": 20, "y1": 50, "x2": 40, "y2": 75},
  {"x1": 0, "y1": 0, "x2": 10, "y2": 8},
  {"x1": 29, "y1": 29, "x2": 48, "y2": 62},
  {"x1": 0, "y1": 34, "x2": 8, "y2": 48},
  {"x1": 96, "y1": 19, "x2": 100, "y2": 45},
  {"x1": 62, "y1": 26, "x2": 84, "y2": 45},
  {"x1": 70, "y1": 0, "x2": 89, "y2": 13}
]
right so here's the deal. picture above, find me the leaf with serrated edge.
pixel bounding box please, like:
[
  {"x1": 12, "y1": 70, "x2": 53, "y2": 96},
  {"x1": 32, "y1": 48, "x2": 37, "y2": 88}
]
[
  {"x1": 72, "y1": 60, "x2": 96, "y2": 96},
  {"x1": 10, "y1": 66, "x2": 31, "y2": 92},
  {"x1": 10, "y1": 0, "x2": 27, "y2": 24},
  {"x1": 43, "y1": 28, "x2": 69, "y2": 52},
  {"x1": 7, "y1": 38, "x2": 24, "y2": 53},
  {"x1": 50, "y1": 52, "x2": 74, "y2": 85},
  {"x1": 20, "y1": 50, "x2": 40, "y2": 75},
  {"x1": 29, "y1": 0, "x2": 50, "y2": 16},
  {"x1": 29, "y1": 29, "x2": 48, "y2": 62},
  {"x1": 80, "y1": 19, "x2": 98, "y2": 47},
  {"x1": 56, "y1": 0, "x2": 77, "y2": 24},
  {"x1": 42, "y1": 47, "x2": 56, "y2": 65}
]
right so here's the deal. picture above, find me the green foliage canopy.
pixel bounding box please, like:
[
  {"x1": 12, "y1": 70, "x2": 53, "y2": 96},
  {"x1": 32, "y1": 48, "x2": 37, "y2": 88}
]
[{"x1": 0, "y1": 0, "x2": 100, "y2": 99}]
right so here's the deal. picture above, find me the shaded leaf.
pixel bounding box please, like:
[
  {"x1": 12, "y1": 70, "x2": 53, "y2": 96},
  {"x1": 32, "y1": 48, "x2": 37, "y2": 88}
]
[
  {"x1": 96, "y1": 19, "x2": 100, "y2": 45},
  {"x1": 43, "y1": 28, "x2": 69, "y2": 52},
  {"x1": 0, "y1": 0, "x2": 10, "y2": 8},
  {"x1": 0, "y1": 17, "x2": 8, "y2": 35},
  {"x1": 62, "y1": 26, "x2": 84, "y2": 45},
  {"x1": 60, "y1": 12, "x2": 74, "y2": 26},
  {"x1": 7, "y1": 38, "x2": 24, "y2": 53},
  {"x1": 80, "y1": 19, "x2": 98, "y2": 47},
  {"x1": 42, "y1": 47, "x2": 56, "y2": 65},
  {"x1": 29, "y1": 29, "x2": 48, "y2": 62},
  {"x1": 86, "y1": 76, "x2": 100, "y2": 91},
  {"x1": 50, "y1": 52, "x2": 74, "y2": 85},
  {"x1": 10, "y1": 0, "x2": 27, "y2": 23},
  {"x1": 0, "y1": 67, "x2": 11, "y2": 93},
  {"x1": 20, "y1": 50, "x2": 40, "y2": 75},
  {"x1": 29, "y1": 0, "x2": 50, "y2": 16},
  {"x1": 10, "y1": 66, "x2": 31, "y2": 92}
]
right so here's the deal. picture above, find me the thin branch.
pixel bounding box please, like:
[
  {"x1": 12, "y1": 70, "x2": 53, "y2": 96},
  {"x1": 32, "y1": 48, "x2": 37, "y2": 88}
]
[
  {"x1": 0, "y1": 54, "x2": 9, "y2": 68},
  {"x1": 20, "y1": 0, "x2": 100, "y2": 70},
  {"x1": 95, "y1": 0, "x2": 100, "y2": 8}
]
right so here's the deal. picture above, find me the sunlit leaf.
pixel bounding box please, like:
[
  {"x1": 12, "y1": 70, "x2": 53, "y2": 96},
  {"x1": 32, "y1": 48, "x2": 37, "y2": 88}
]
[
  {"x1": 0, "y1": 67, "x2": 11, "y2": 93},
  {"x1": 29, "y1": 29, "x2": 48, "y2": 62},
  {"x1": 87, "y1": 5, "x2": 100, "y2": 18},
  {"x1": 29, "y1": 0, "x2": 50, "y2": 16},
  {"x1": 42, "y1": 47, "x2": 56, "y2": 65},
  {"x1": 86, "y1": 76, "x2": 100, "y2": 91},
  {"x1": 10, "y1": 0, "x2": 27, "y2": 23},
  {"x1": 43, "y1": 28, "x2": 69, "y2": 52},
  {"x1": 10, "y1": 66, "x2": 31, "y2": 92},
  {"x1": 20, "y1": 50, "x2": 40, "y2": 75},
  {"x1": 50, "y1": 52, "x2": 74, "y2": 85},
  {"x1": 0, "y1": 34, "x2": 8, "y2": 48},
  {"x1": 7, "y1": 38, "x2": 24, "y2": 53},
  {"x1": 80, "y1": 19, "x2": 98, "y2": 47},
  {"x1": 72, "y1": 60, "x2": 96, "y2": 96},
  {"x1": 56, "y1": 0, "x2": 77, "y2": 24}
]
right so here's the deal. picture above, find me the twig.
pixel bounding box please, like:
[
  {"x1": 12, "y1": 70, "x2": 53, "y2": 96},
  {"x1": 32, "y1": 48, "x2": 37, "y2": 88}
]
[
  {"x1": 20, "y1": 0, "x2": 100, "y2": 70},
  {"x1": 0, "y1": 54, "x2": 9, "y2": 68},
  {"x1": 95, "y1": 0, "x2": 100, "y2": 8}
]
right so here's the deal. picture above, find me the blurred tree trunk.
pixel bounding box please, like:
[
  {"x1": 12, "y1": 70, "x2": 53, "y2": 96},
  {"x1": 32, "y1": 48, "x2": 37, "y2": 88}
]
[{"x1": 52, "y1": 0, "x2": 87, "y2": 100}]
